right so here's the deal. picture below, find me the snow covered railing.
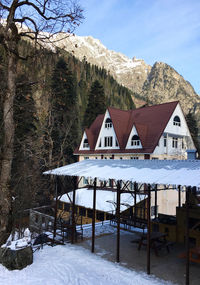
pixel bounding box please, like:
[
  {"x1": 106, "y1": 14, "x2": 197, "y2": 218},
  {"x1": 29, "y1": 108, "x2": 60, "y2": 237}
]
[{"x1": 29, "y1": 209, "x2": 54, "y2": 234}]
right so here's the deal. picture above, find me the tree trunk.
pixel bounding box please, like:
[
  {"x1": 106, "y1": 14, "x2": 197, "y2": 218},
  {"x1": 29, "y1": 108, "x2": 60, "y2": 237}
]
[{"x1": 0, "y1": 51, "x2": 17, "y2": 245}]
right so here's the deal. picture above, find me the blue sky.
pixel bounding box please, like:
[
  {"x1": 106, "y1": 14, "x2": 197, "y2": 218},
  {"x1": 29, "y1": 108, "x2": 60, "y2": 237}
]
[{"x1": 76, "y1": 0, "x2": 200, "y2": 94}]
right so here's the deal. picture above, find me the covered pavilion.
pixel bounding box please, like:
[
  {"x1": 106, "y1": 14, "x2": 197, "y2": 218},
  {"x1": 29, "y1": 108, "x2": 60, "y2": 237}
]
[{"x1": 44, "y1": 159, "x2": 200, "y2": 285}]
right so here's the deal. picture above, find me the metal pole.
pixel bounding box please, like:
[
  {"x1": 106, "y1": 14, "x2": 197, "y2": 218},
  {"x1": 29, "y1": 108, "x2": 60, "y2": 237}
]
[
  {"x1": 154, "y1": 184, "x2": 157, "y2": 219},
  {"x1": 185, "y1": 186, "x2": 190, "y2": 285},
  {"x1": 92, "y1": 178, "x2": 97, "y2": 253},
  {"x1": 134, "y1": 182, "x2": 137, "y2": 227},
  {"x1": 53, "y1": 176, "x2": 58, "y2": 245},
  {"x1": 147, "y1": 184, "x2": 151, "y2": 275},
  {"x1": 116, "y1": 180, "x2": 121, "y2": 263},
  {"x1": 71, "y1": 176, "x2": 76, "y2": 244},
  {"x1": 178, "y1": 185, "x2": 181, "y2": 208}
]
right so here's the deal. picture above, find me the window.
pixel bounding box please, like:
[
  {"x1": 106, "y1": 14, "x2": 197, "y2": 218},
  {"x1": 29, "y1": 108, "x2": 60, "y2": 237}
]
[
  {"x1": 96, "y1": 211, "x2": 104, "y2": 221},
  {"x1": 87, "y1": 209, "x2": 93, "y2": 218},
  {"x1": 83, "y1": 177, "x2": 89, "y2": 184},
  {"x1": 116, "y1": 139, "x2": 119, "y2": 147},
  {"x1": 64, "y1": 203, "x2": 70, "y2": 211},
  {"x1": 109, "y1": 179, "x2": 113, "y2": 187},
  {"x1": 172, "y1": 137, "x2": 178, "y2": 148},
  {"x1": 173, "y1": 116, "x2": 181, "y2": 126},
  {"x1": 131, "y1": 135, "x2": 140, "y2": 146},
  {"x1": 83, "y1": 138, "x2": 89, "y2": 148},
  {"x1": 79, "y1": 207, "x2": 86, "y2": 216},
  {"x1": 130, "y1": 156, "x2": 139, "y2": 159},
  {"x1": 98, "y1": 139, "x2": 101, "y2": 147},
  {"x1": 182, "y1": 138, "x2": 185, "y2": 149},
  {"x1": 104, "y1": 136, "x2": 113, "y2": 147},
  {"x1": 164, "y1": 136, "x2": 167, "y2": 147},
  {"x1": 105, "y1": 118, "x2": 112, "y2": 128}
]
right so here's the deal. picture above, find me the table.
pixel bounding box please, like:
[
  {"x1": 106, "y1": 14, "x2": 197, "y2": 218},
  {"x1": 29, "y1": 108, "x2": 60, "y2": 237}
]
[{"x1": 137, "y1": 232, "x2": 169, "y2": 256}]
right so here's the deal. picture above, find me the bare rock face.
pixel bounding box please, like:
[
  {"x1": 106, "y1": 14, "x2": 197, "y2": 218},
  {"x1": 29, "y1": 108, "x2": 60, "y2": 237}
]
[
  {"x1": 142, "y1": 62, "x2": 200, "y2": 113},
  {"x1": 0, "y1": 246, "x2": 33, "y2": 270},
  {"x1": 55, "y1": 34, "x2": 200, "y2": 125}
]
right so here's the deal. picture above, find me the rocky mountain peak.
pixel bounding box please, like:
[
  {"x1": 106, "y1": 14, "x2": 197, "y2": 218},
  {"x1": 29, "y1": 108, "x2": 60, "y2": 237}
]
[{"x1": 55, "y1": 33, "x2": 200, "y2": 124}]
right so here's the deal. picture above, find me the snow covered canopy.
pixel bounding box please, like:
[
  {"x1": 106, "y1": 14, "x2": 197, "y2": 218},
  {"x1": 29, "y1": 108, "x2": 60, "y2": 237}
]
[
  {"x1": 60, "y1": 188, "x2": 144, "y2": 214},
  {"x1": 44, "y1": 159, "x2": 200, "y2": 187}
]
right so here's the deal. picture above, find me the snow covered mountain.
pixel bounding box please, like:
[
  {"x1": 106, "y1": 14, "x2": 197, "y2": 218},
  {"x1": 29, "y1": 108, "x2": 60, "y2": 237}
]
[
  {"x1": 56, "y1": 34, "x2": 151, "y2": 94},
  {"x1": 54, "y1": 34, "x2": 200, "y2": 122}
]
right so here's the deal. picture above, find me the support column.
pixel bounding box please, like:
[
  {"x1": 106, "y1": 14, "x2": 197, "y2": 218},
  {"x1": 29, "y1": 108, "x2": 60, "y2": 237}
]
[
  {"x1": 53, "y1": 176, "x2": 58, "y2": 245},
  {"x1": 116, "y1": 180, "x2": 121, "y2": 263},
  {"x1": 185, "y1": 186, "x2": 190, "y2": 285},
  {"x1": 178, "y1": 185, "x2": 181, "y2": 208},
  {"x1": 154, "y1": 184, "x2": 157, "y2": 219},
  {"x1": 147, "y1": 184, "x2": 151, "y2": 275},
  {"x1": 71, "y1": 176, "x2": 77, "y2": 244},
  {"x1": 134, "y1": 182, "x2": 137, "y2": 227},
  {"x1": 92, "y1": 178, "x2": 97, "y2": 253}
]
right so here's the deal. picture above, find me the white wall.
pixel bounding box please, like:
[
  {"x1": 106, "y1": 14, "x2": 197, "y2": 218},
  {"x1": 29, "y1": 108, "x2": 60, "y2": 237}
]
[
  {"x1": 95, "y1": 110, "x2": 120, "y2": 150},
  {"x1": 79, "y1": 131, "x2": 90, "y2": 150},
  {"x1": 152, "y1": 103, "x2": 195, "y2": 158},
  {"x1": 126, "y1": 125, "x2": 142, "y2": 149}
]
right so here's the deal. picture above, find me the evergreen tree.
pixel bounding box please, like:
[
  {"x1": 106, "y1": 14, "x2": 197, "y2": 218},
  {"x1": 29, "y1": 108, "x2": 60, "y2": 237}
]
[
  {"x1": 83, "y1": 80, "x2": 106, "y2": 127},
  {"x1": 48, "y1": 57, "x2": 79, "y2": 167},
  {"x1": 186, "y1": 112, "x2": 200, "y2": 156}
]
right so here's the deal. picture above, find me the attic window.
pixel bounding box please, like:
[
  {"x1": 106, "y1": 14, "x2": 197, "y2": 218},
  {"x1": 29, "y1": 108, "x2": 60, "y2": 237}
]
[
  {"x1": 105, "y1": 118, "x2": 112, "y2": 128},
  {"x1": 173, "y1": 116, "x2": 181, "y2": 126},
  {"x1": 83, "y1": 138, "x2": 89, "y2": 148},
  {"x1": 131, "y1": 135, "x2": 140, "y2": 146}
]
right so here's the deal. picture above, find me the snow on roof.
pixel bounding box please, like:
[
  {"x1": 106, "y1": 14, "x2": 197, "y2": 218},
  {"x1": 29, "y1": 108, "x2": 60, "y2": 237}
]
[
  {"x1": 60, "y1": 188, "x2": 144, "y2": 214},
  {"x1": 44, "y1": 159, "x2": 200, "y2": 187}
]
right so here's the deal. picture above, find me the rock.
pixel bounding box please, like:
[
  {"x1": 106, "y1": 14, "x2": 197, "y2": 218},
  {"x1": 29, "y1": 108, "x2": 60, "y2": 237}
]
[{"x1": 0, "y1": 246, "x2": 33, "y2": 270}]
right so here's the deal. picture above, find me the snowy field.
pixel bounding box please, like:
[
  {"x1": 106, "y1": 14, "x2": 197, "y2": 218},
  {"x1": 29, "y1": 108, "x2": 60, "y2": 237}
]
[{"x1": 0, "y1": 243, "x2": 175, "y2": 285}]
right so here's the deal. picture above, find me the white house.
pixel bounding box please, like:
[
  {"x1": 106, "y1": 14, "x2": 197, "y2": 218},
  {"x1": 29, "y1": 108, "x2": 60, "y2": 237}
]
[
  {"x1": 75, "y1": 101, "x2": 195, "y2": 161},
  {"x1": 74, "y1": 101, "x2": 196, "y2": 215}
]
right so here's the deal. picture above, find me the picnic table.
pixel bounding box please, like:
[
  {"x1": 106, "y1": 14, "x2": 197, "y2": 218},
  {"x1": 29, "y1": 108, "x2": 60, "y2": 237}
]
[{"x1": 131, "y1": 231, "x2": 172, "y2": 256}]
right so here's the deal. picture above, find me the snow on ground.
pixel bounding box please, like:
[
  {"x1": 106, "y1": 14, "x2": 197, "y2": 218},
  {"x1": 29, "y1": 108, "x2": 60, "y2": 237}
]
[{"x1": 0, "y1": 243, "x2": 174, "y2": 285}]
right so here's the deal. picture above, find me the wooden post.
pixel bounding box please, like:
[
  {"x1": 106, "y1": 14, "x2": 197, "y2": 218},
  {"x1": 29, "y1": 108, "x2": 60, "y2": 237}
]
[
  {"x1": 134, "y1": 182, "x2": 137, "y2": 227},
  {"x1": 92, "y1": 178, "x2": 97, "y2": 253},
  {"x1": 71, "y1": 176, "x2": 76, "y2": 244},
  {"x1": 185, "y1": 186, "x2": 190, "y2": 285},
  {"x1": 178, "y1": 185, "x2": 181, "y2": 208},
  {"x1": 116, "y1": 180, "x2": 121, "y2": 263},
  {"x1": 53, "y1": 176, "x2": 58, "y2": 245},
  {"x1": 147, "y1": 184, "x2": 151, "y2": 275},
  {"x1": 154, "y1": 184, "x2": 157, "y2": 219}
]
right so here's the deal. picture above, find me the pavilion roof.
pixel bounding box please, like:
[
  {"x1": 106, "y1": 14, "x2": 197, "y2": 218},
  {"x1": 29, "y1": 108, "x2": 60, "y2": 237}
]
[{"x1": 44, "y1": 159, "x2": 200, "y2": 187}]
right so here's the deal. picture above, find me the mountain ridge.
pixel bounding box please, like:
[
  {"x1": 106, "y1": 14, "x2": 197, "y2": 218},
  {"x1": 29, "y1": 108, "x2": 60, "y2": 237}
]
[{"x1": 54, "y1": 34, "x2": 200, "y2": 123}]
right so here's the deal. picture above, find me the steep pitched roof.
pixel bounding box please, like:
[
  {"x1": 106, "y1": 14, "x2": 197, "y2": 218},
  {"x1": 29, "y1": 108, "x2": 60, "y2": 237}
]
[{"x1": 74, "y1": 101, "x2": 179, "y2": 155}]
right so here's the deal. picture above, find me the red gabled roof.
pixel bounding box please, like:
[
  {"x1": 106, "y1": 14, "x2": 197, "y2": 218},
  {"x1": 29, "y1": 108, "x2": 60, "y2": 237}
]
[{"x1": 74, "y1": 101, "x2": 179, "y2": 155}]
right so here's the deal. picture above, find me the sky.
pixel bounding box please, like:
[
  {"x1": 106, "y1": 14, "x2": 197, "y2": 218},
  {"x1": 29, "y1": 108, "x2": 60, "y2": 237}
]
[{"x1": 76, "y1": 0, "x2": 200, "y2": 94}]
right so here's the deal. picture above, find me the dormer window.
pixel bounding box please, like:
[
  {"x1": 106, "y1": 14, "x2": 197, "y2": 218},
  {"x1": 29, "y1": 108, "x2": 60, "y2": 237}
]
[
  {"x1": 131, "y1": 135, "x2": 140, "y2": 146},
  {"x1": 83, "y1": 138, "x2": 89, "y2": 148},
  {"x1": 173, "y1": 116, "x2": 181, "y2": 126},
  {"x1": 105, "y1": 118, "x2": 112, "y2": 128}
]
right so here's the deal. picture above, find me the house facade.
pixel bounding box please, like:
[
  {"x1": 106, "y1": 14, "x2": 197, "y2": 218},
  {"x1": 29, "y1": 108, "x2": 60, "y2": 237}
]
[
  {"x1": 75, "y1": 101, "x2": 195, "y2": 161},
  {"x1": 74, "y1": 101, "x2": 196, "y2": 216}
]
